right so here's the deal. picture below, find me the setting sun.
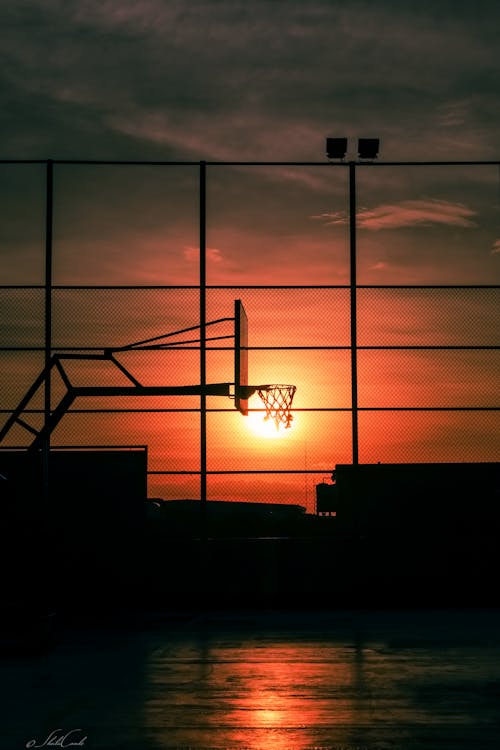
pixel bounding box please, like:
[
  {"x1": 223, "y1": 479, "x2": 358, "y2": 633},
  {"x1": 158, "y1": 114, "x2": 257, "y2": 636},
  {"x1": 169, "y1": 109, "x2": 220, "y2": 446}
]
[{"x1": 246, "y1": 411, "x2": 297, "y2": 439}]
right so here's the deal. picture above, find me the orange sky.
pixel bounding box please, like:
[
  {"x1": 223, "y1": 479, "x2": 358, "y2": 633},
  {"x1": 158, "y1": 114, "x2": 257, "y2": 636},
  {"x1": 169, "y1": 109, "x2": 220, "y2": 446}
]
[{"x1": 0, "y1": 162, "x2": 499, "y2": 508}]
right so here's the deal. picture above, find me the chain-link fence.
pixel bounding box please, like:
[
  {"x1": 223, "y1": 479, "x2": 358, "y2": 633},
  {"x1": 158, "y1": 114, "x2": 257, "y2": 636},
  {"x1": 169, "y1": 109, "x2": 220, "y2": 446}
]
[{"x1": 1, "y1": 160, "x2": 499, "y2": 512}]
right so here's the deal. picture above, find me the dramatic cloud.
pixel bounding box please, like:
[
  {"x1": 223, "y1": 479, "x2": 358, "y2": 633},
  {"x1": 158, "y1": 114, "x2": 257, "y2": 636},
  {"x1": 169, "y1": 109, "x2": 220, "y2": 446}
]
[
  {"x1": 1, "y1": 0, "x2": 499, "y2": 494},
  {"x1": 312, "y1": 199, "x2": 477, "y2": 231},
  {"x1": 1, "y1": 0, "x2": 499, "y2": 286},
  {"x1": 184, "y1": 246, "x2": 224, "y2": 263},
  {"x1": 1, "y1": 0, "x2": 500, "y2": 160}
]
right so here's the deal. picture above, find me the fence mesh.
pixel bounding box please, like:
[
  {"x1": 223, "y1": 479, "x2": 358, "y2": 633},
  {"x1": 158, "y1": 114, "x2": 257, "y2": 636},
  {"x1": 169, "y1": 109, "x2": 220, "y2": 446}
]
[{"x1": 1, "y1": 161, "x2": 498, "y2": 515}]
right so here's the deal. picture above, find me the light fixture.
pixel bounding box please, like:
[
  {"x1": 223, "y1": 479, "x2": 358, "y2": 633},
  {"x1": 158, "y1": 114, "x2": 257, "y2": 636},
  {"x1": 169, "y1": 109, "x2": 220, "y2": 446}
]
[
  {"x1": 326, "y1": 137, "x2": 348, "y2": 160},
  {"x1": 358, "y1": 138, "x2": 380, "y2": 159}
]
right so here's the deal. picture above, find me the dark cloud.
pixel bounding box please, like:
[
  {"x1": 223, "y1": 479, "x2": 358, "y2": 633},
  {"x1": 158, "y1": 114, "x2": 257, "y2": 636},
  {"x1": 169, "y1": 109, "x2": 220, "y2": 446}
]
[
  {"x1": 1, "y1": 0, "x2": 499, "y2": 160},
  {"x1": 1, "y1": 0, "x2": 499, "y2": 286}
]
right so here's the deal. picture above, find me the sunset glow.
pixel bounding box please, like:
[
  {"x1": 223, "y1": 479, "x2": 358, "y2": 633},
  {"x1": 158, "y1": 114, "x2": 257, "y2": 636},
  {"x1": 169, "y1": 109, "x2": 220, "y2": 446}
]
[
  {"x1": 0, "y1": 2, "x2": 499, "y2": 508},
  {"x1": 245, "y1": 410, "x2": 297, "y2": 440},
  {"x1": 1, "y1": 7, "x2": 500, "y2": 750}
]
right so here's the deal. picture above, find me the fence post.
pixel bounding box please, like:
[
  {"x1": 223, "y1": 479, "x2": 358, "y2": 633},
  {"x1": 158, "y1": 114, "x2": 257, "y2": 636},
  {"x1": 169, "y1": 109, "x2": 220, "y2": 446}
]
[
  {"x1": 43, "y1": 159, "x2": 53, "y2": 501},
  {"x1": 349, "y1": 160, "x2": 359, "y2": 465},
  {"x1": 199, "y1": 161, "x2": 207, "y2": 533}
]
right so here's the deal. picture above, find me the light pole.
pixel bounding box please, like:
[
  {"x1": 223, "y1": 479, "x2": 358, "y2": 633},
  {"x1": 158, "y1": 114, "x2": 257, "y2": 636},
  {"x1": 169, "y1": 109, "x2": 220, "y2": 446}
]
[{"x1": 326, "y1": 137, "x2": 380, "y2": 465}]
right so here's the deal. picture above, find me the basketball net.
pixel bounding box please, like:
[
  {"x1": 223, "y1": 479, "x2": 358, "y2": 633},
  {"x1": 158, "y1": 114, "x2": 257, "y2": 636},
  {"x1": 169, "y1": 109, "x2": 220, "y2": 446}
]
[{"x1": 257, "y1": 384, "x2": 297, "y2": 430}]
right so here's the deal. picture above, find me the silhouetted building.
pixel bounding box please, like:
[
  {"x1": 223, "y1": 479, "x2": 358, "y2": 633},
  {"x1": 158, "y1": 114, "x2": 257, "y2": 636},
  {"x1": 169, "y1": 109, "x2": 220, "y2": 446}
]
[
  {"x1": 316, "y1": 474, "x2": 337, "y2": 516},
  {"x1": 0, "y1": 448, "x2": 148, "y2": 607},
  {"x1": 153, "y1": 499, "x2": 306, "y2": 537},
  {"x1": 317, "y1": 462, "x2": 500, "y2": 538}
]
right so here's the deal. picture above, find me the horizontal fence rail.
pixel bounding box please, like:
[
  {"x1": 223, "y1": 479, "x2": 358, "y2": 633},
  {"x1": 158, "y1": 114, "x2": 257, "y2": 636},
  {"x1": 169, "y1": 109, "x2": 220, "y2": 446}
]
[{"x1": 0, "y1": 160, "x2": 499, "y2": 512}]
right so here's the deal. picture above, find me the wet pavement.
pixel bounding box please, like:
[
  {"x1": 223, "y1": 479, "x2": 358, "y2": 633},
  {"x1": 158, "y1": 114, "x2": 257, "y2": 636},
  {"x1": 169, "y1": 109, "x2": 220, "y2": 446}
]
[{"x1": 1, "y1": 608, "x2": 500, "y2": 749}]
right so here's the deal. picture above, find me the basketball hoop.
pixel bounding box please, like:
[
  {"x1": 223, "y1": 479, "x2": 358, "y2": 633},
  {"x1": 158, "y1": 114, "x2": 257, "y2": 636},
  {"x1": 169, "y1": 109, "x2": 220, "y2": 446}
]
[{"x1": 257, "y1": 384, "x2": 297, "y2": 430}]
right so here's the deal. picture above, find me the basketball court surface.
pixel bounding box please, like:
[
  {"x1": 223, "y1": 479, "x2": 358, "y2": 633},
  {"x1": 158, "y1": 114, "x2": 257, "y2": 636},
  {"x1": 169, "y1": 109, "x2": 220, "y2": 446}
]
[{"x1": 2, "y1": 608, "x2": 499, "y2": 749}]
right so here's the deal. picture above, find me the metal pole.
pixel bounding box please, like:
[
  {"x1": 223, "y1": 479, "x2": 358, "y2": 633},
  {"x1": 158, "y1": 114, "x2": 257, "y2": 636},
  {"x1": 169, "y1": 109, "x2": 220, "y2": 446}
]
[
  {"x1": 199, "y1": 162, "x2": 207, "y2": 533},
  {"x1": 43, "y1": 159, "x2": 54, "y2": 498},
  {"x1": 349, "y1": 161, "x2": 359, "y2": 464}
]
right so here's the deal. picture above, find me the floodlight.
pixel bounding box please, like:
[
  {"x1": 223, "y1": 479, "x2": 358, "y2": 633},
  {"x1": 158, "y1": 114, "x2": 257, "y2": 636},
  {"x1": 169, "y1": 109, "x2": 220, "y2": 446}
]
[
  {"x1": 326, "y1": 137, "x2": 348, "y2": 159},
  {"x1": 358, "y1": 138, "x2": 379, "y2": 159}
]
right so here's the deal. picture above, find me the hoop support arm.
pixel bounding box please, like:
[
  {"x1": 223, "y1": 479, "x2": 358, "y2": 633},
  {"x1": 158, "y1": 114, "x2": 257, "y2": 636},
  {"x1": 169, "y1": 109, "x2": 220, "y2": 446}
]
[
  {"x1": 110, "y1": 317, "x2": 234, "y2": 352},
  {"x1": 235, "y1": 385, "x2": 258, "y2": 400},
  {"x1": 68, "y1": 383, "x2": 232, "y2": 398}
]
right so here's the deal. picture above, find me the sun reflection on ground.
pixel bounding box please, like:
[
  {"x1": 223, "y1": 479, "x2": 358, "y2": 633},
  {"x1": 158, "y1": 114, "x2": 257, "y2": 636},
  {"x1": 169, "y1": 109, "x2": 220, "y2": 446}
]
[{"x1": 143, "y1": 637, "x2": 357, "y2": 749}]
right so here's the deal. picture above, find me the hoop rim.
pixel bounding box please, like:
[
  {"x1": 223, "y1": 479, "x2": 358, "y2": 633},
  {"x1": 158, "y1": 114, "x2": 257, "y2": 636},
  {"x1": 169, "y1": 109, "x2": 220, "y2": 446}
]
[{"x1": 255, "y1": 383, "x2": 296, "y2": 392}]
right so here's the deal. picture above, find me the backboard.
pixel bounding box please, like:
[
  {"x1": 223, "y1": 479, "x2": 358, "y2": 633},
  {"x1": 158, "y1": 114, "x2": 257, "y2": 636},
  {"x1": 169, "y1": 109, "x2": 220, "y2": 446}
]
[{"x1": 234, "y1": 299, "x2": 249, "y2": 415}]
